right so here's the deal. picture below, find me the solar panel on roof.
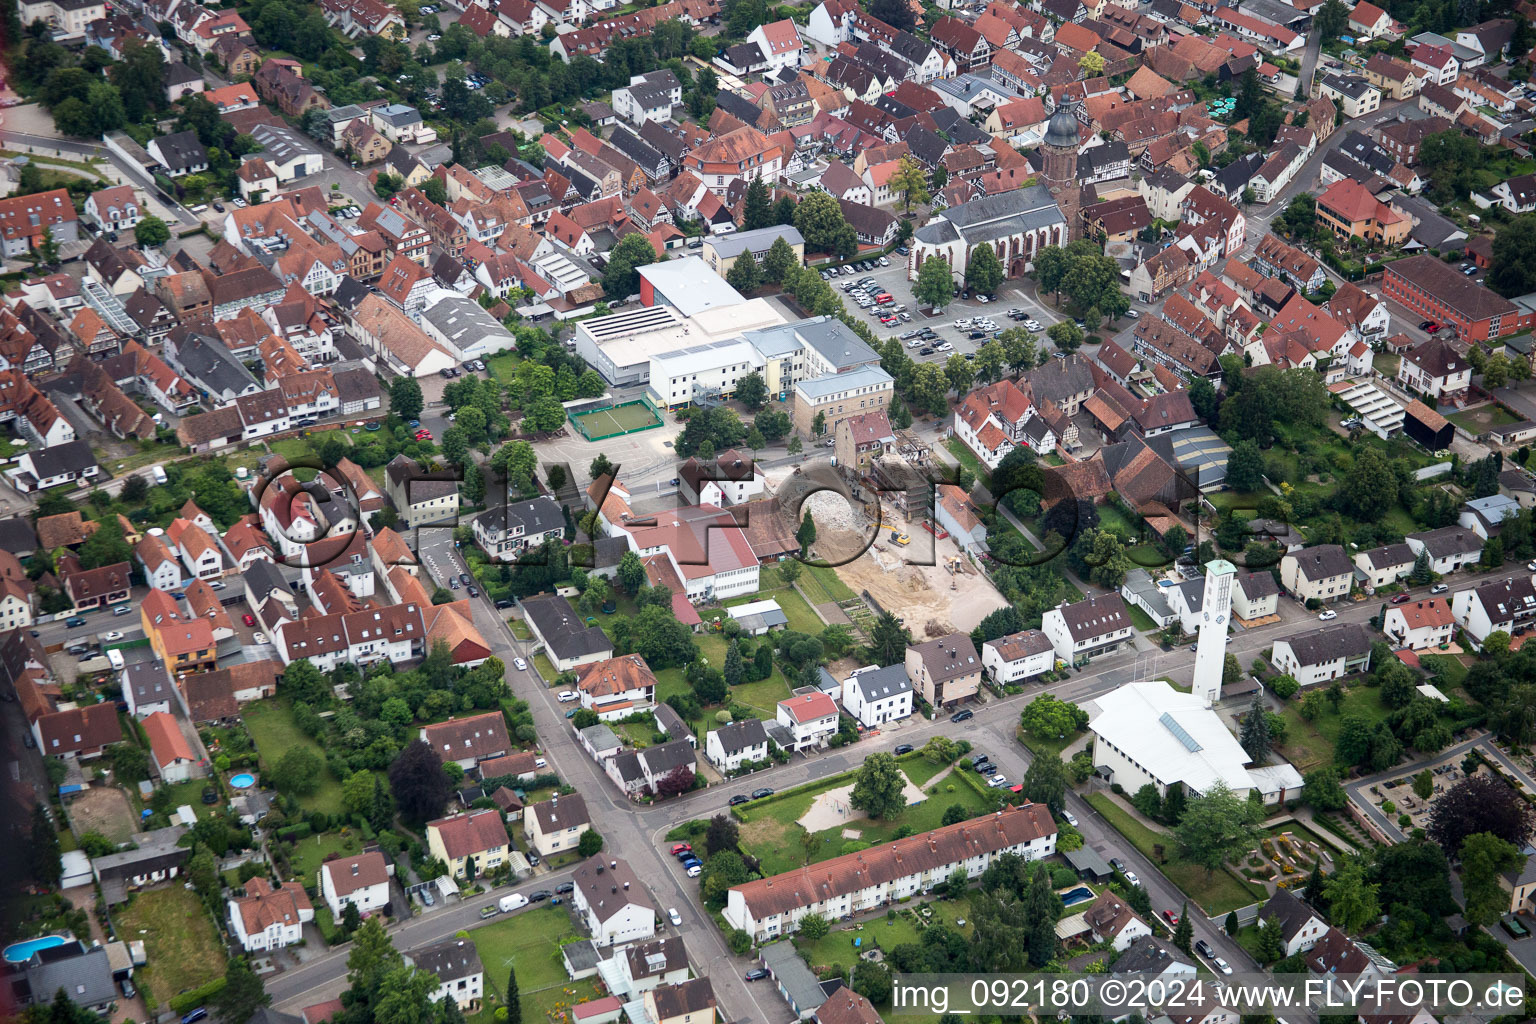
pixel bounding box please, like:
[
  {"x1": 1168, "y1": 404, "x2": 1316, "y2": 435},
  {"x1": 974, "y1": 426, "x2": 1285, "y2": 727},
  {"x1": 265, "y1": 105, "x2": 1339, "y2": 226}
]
[{"x1": 1159, "y1": 711, "x2": 1202, "y2": 752}]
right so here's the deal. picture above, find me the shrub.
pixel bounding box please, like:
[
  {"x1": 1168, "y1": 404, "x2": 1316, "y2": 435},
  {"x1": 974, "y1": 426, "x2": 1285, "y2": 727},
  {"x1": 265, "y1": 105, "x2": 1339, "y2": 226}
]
[{"x1": 168, "y1": 979, "x2": 227, "y2": 1014}]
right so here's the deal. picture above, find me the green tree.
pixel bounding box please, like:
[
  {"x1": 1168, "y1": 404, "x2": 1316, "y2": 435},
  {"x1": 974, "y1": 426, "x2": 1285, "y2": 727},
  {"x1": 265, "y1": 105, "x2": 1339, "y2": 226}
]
[
  {"x1": 888, "y1": 155, "x2": 931, "y2": 213},
  {"x1": 1302, "y1": 766, "x2": 1347, "y2": 811},
  {"x1": 726, "y1": 253, "x2": 762, "y2": 292},
  {"x1": 723, "y1": 640, "x2": 745, "y2": 686},
  {"x1": 798, "y1": 912, "x2": 831, "y2": 939},
  {"x1": 1256, "y1": 916, "x2": 1285, "y2": 962},
  {"x1": 761, "y1": 235, "x2": 798, "y2": 284},
  {"x1": 1461, "y1": 831, "x2": 1525, "y2": 927},
  {"x1": 1022, "y1": 862, "x2": 1064, "y2": 966},
  {"x1": 213, "y1": 957, "x2": 270, "y2": 1024},
  {"x1": 617, "y1": 550, "x2": 647, "y2": 595},
  {"x1": 1491, "y1": 214, "x2": 1536, "y2": 297},
  {"x1": 1172, "y1": 903, "x2": 1193, "y2": 954},
  {"x1": 793, "y1": 190, "x2": 856, "y2": 256},
  {"x1": 965, "y1": 244, "x2": 1004, "y2": 296},
  {"x1": 577, "y1": 829, "x2": 604, "y2": 857},
  {"x1": 1314, "y1": 0, "x2": 1348, "y2": 37},
  {"x1": 390, "y1": 377, "x2": 424, "y2": 420},
  {"x1": 972, "y1": 340, "x2": 1006, "y2": 384},
  {"x1": 1020, "y1": 694, "x2": 1089, "y2": 741},
  {"x1": 1226, "y1": 439, "x2": 1265, "y2": 492},
  {"x1": 945, "y1": 353, "x2": 973, "y2": 396},
  {"x1": 796, "y1": 510, "x2": 817, "y2": 557},
  {"x1": 850, "y1": 752, "x2": 907, "y2": 819},
  {"x1": 603, "y1": 233, "x2": 658, "y2": 298},
  {"x1": 1047, "y1": 320, "x2": 1084, "y2": 353},
  {"x1": 1322, "y1": 857, "x2": 1380, "y2": 933},
  {"x1": 505, "y1": 966, "x2": 521, "y2": 1024},
  {"x1": 915, "y1": 254, "x2": 956, "y2": 310},
  {"x1": 135, "y1": 214, "x2": 170, "y2": 247},
  {"x1": 1172, "y1": 781, "x2": 1264, "y2": 876},
  {"x1": 78, "y1": 515, "x2": 131, "y2": 570},
  {"x1": 1240, "y1": 695, "x2": 1271, "y2": 761},
  {"x1": 33, "y1": 227, "x2": 58, "y2": 266},
  {"x1": 735, "y1": 371, "x2": 768, "y2": 411},
  {"x1": 742, "y1": 177, "x2": 773, "y2": 231},
  {"x1": 271, "y1": 745, "x2": 324, "y2": 796},
  {"x1": 1021, "y1": 752, "x2": 1068, "y2": 814},
  {"x1": 1342, "y1": 447, "x2": 1398, "y2": 520},
  {"x1": 867, "y1": 610, "x2": 911, "y2": 665},
  {"x1": 29, "y1": 805, "x2": 60, "y2": 887}
]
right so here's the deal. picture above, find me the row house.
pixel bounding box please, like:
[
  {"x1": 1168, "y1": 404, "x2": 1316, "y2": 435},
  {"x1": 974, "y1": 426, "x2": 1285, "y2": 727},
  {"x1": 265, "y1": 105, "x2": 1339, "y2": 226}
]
[
  {"x1": 723, "y1": 805, "x2": 1058, "y2": 941},
  {"x1": 275, "y1": 602, "x2": 426, "y2": 671}
]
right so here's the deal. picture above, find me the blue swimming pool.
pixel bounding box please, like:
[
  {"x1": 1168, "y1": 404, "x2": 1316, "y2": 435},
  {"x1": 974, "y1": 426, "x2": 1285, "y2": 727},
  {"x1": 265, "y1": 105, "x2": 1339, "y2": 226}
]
[
  {"x1": 229, "y1": 773, "x2": 255, "y2": 789},
  {"x1": 5, "y1": 936, "x2": 68, "y2": 963},
  {"x1": 1059, "y1": 886, "x2": 1094, "y2": 907}
]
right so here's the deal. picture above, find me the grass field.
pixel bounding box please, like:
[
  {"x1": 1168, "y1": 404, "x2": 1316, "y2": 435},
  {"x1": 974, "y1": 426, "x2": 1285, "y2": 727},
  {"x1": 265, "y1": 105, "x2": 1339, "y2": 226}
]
[
  {"x1": 570, "y1": 401, "x2": 662, "y2": 439},
  {"x1": 945, "y1": 438, "x2": 991, "y2": 486},
  {"x1": 242, "y1": 701, "x2": 344, "y2": 815},
  {"x1": 117, "y1": 887, "x2": 226, "y2": 1008},
  {"x1": 738, "y1": 761, "x2": 998, "y2": 875},
  {"x1": 793, "y1": 897, "x2": 972, "y2": 968},
  {"x1": 1420, "y1": 652, "x2": 1468, "y2": 688},
  {"x1": 284, "y1": 831, "x2": 365, "y2": 884},
  {"x1": 805, "y1": 564, "x2": 856, "y2": 602},
  {"x1": 472, "y1": 906, "x2": 601, "y2": 1024},
  {"x1": 1448, "y1": 404, "x2": 1520, "y2": 434},
  {"x1": 1085, "y1": 793, "x2": 1266, "y2": 915},
  {"x1": 1275, "y1": 683, "x2": 1393, "y2": 772}
]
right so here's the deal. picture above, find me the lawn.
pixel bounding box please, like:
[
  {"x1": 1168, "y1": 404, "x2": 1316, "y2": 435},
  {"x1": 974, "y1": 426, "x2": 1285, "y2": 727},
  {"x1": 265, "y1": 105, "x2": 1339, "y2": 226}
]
[
  {"x1": 268, "y1": 436, "x2": 321, "y2": 465},
  {"x1": 1275, "y1": 682, "x2": 1394, "y2": 772},
  {"x1": 1125, "y1": 602, "x2": 1160, "y2": 632},
  {"x1": 485, "y1": 352, "x2": 520, "y2": 384},
  {"x1": 946, "y1": 438, "x2": 991, "y2": 486},
  {"x1": 242, "y1": 701, "x2": 344, "y2": 816},
  {"x1": 1448, "y1": 404, "x2": 1520, "y2": 435},
  {"x1": 1420, "y1": 652, "x2": 1468, "y2": 688},
  {"x1": 805, "y1": 564, "x2": 856, "y2": 602},
  {"x1": 1016, "y1": 725, "x2": 1085, "y2": 761},
  {"x1": 117, "y1": 887, "x2": 227, "y2": 1009},
  {"x1": 737, "y1": 762, "x2": 997, "y2": 875},
  {"x1": 532, "y1": 653, "x2": 557, "y2": 684},
  {"x1": 284, "y1": 831, "x2": 367, "y2": 884},
  {"x1": 1085, "y1": 793, "x2": 1266, "y2": 915},
  {"x1": 472, "y1": 906, "x2": 602, "y2": 1024},
  {"x1": 793, "y1": 897, "x2": 973, "y2": 969}
]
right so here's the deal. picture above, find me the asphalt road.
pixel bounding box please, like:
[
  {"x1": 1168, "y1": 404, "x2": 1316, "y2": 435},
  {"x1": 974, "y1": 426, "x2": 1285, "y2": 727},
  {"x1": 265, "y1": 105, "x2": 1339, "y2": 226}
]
[
  {"x1": 0, "y1": 129, "x2": 203, "y2": 227},
  {"x1": 259, "y1": 547, "x2": 1408, "y2": 1022}
]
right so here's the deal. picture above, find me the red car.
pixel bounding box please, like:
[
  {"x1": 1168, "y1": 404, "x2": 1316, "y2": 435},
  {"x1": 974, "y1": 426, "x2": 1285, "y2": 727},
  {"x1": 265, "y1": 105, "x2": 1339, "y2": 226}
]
[
  {"x1": 671, "y1": 843, "x2": 692, "y2": 855},
  {"x1": 1390, "y1": 593, "x2": 1412, "y2": 604},
  {"x1": 243, "y1": 613, "x2": 256, "y2": 626},
  {"x1": 415, "y1": 430, "x2": 432, "y2": 440},
  {"x1": 1162, "y1": 909, "x2": 1180, "y2": 926}
]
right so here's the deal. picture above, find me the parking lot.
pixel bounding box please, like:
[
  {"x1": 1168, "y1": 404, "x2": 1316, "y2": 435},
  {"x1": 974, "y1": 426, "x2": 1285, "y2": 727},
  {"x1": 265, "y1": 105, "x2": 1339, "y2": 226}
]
[{"x1": 831, "y1": 254, "x2": 1075, "y2": 363}]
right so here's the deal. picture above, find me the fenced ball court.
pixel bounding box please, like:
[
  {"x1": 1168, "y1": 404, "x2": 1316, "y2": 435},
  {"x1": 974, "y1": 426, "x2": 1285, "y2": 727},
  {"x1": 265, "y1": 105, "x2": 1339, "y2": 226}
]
[{"x1": 567, "y1": 396, "x2": 664, "y2": 441}]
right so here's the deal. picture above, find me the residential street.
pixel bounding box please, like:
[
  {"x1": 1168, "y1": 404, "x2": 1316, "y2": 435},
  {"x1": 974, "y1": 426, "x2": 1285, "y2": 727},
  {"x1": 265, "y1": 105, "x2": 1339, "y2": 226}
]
[{"x1": 255, "y1": 557, "x2": 1406, "y2": 1023}]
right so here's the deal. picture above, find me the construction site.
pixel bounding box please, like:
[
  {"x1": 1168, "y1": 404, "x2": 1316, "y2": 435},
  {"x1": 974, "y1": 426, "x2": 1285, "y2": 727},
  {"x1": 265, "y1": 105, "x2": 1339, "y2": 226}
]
[{"x1": 778, "y1": 472, "x2": 1009, "y2": 638}]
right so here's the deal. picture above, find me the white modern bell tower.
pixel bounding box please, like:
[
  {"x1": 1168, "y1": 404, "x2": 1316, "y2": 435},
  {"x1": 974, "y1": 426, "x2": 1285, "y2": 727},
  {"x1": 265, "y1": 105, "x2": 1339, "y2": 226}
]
[{"x1": 1191, "y1": 558, "x2": 1237, "y2": 708}]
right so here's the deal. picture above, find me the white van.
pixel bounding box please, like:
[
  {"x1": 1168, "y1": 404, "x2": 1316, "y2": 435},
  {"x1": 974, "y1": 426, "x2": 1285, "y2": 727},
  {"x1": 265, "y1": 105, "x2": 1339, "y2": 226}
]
[
  {"x1": 498, "y1": 893, "x2": 530, "y2": 913},
  {"x1": 151, "y1": 466, "x2": 168, "y2": 485},
  {"x1": 107, "y1": 649, "x2": 124, "y2": 671}
]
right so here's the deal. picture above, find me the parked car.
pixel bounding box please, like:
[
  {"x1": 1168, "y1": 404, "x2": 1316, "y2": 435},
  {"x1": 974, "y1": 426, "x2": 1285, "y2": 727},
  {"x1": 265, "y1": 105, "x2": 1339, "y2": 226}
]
[
  {"x1": 1431, "y1": 583, "x2": 1449, "y2": 594},
  {"x1": 669, "y1": 908, "x2": 682, "y2": 926},
  {"x1": 685, "y1": 863, "x2": 702, "y2": 877},
  {"x1": 672, "y1": 843, "x2": 692, "y2": 855},
  {"x1": 1062, "y1": 811, "x2": 1078, "y2": 827},
  {"x1": 1162, "y1": 909, "x2": 1180, "y2": 926},
  {"x1": 746, "y1": 969, "x2": 770, "y2": 981},
  {"x1": 513, "y1": 657, "x2": 528, "y2": 671},
  {"x1": 555, "y1": 882, "x2": 574, "y2": 894},
  {"x1": 498, "y1": 893, "x2": 529, "y2": 912},
  {"x1": 1123, "y1": 869, "x2": 1141, "y2": 887},
  {"x1": 103, "y1": 631, "x2": 123, "y2": 642},
  {"x1": 986, "y1": 775, "x2": 1008, "y2": 787},
  {"x1": 1390, "y1": 593, "x2": 1412, "y2": 604},
  {"x1": 751, "y1": 787, "x2": 774, "y2": 799},
  {"x1": 1211, "y1": 957, "x2": 1232, "y2": 975},
  {"x1": 557, "y1": 690, "x2": 578, "y2": 702},
  {"x1": 528, "y1": 890, "x2": 553, "y2": 902},
  {"x1": 1109, "y1": 857, "x2": 1127, "y2": 873},
  {"x1": 1195, "y1": 939, "x2": 1215, "y2": 959},
  {"x1": 950, "y1": 709, "x2": 974, "y2": 722},
  {"x1": 894, "y1": 743, "x2": 914, "y2": 755},
  {"x1": 1318, "y1": 609, "x2": 1338, "y2": 621},
  {"x1": 729, "y1": 794, "x2": 750, "y2": 806}
]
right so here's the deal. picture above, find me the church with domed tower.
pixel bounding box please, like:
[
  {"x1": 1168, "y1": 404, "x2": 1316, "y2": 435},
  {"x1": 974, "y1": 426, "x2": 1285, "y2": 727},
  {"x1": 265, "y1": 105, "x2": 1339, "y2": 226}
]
[{"x1": 906, "y1": 104, "x2": 1081, "y2": 287}]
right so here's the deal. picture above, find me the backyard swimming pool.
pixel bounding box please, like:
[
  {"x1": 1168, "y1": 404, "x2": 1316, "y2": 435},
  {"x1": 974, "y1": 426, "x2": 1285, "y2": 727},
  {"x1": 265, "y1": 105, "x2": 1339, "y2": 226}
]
[
  {"x1": 229, "y1": 773, "x2": 255, "y2": 789},
  {"x1": 1058, "y1": 886, "x2": 1094, "y2": 906},
  {"x1": 4, "y1": 936, "x2": 68, "y2": 963}
]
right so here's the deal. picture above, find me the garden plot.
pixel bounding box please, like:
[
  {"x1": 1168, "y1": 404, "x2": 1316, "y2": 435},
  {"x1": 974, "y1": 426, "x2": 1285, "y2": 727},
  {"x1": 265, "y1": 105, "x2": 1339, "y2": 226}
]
[{"x1": 797, "y1": 776, "x2": 929, "y2": 834}]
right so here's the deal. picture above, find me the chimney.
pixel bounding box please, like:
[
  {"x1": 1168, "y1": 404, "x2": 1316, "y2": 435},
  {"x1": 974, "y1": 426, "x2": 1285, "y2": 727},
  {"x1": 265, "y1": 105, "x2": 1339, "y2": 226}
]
[
  {"x1": 624, "y1": 881, "x2": 630, "y2": 890},
  {"x1": 352, "y1": 864, "x2": 359, "y2": 876},
  {"x1": 610, "y1": 860, "x2": 617, "y2": 869}
]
